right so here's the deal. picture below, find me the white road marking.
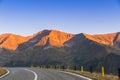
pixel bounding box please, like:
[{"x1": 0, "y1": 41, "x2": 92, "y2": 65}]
[
  {"x1": 60, "y1": 71, "x2": 92, "y2": 80},
  {"x1": 0, "y1": 68, "x2": 10, "y2": 78},
  {"x1": 24, "y1": 68, "x2": 38, "y2": 80}
]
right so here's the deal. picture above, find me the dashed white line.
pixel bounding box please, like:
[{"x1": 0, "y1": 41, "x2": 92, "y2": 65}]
[
  {"x1": 0, "y1": 68, "x2": 10, "y2": 78},
  {"x1": 60, "y1": 71, "x2": 92, "y2": 80},
  {"x1": 24, "y1": 68, "x2": 38, "y2": 80}
]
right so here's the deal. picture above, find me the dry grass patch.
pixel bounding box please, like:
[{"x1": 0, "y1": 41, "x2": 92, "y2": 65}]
[
  {"x1": 0, "y1": 67, "x2": 7, "y2": 77},
  {"x1": 65, "y1": 69, "x2": 118, "y2": 80}
]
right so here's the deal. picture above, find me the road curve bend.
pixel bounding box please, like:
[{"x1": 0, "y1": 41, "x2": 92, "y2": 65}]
[
  {"x1": 0, "y1": 68, "x2": 10, "y2": 78},
  {"x1": 0, "y1": 68, "x2": 35, "y2": 80},
  {"x1": 30, "y1": 68, "x2": 91, "y2": 80},
  {"x1": 1, "y1": 68, "x2": 91, "y2": 80}
]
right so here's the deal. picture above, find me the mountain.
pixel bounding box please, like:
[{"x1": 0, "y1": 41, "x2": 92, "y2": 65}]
[
  {"x1": 0, "y1": 34, "x2": 31, "y2": 50},
  {"x1": 0, "y1": 30, "x2": 120, "y2": 74},
  {"x1": 18, "y1": 30, "x2": 74, "y2": 50},
  {"x1": 83, "y1": 32, "x2": 120, "y2": 48}
]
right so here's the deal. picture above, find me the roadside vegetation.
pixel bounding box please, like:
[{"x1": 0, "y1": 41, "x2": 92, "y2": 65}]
[
  {"x1": 0, "y1": 67, "x2": 7, "y2": 77},
  {"x1": 65, "y1": 69, "x2": 118, "y2": 80},
  {"x1": 31, "y1": 65, "x2": 119, "y2": 80}
]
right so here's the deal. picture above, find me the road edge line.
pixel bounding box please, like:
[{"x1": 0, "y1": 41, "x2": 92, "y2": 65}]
[
  {"x1": 24, "y1": 68, "x2": 38, "y2": 80},
  {"x1": 59, "y1": 71, "x2": 92, "y2": 80},
  {"x1": 0, "y1": 68, "x2": 10, "y2": 78}
]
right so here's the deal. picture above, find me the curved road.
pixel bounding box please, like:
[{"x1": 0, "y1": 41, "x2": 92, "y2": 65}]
[{"x1": 1, "y1": 68, "x2": 91, "y2": 80}]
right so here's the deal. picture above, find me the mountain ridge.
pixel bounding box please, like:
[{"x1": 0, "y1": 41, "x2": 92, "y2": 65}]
[{"x1": 0, "y1": 30, "x2": 120, "y2": 50}]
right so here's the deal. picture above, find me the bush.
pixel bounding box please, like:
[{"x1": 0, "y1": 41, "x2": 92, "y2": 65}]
[{"x1": 0, "y1": 67, "x2": 7, "y2": 76}]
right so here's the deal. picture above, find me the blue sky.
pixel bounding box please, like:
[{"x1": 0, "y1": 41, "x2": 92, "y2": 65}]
[{"x1": 0, "y1": 0, "x2": 120, "y2": 36}]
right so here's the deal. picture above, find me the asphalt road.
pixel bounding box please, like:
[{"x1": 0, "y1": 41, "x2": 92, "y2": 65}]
[{"x1": 0, "y1": 68, "x2": 91, "y2": 80}]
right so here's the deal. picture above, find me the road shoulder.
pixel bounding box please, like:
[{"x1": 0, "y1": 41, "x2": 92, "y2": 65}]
[{"x1": 0, "y1": 68, "x2": 10, "y2": 78}]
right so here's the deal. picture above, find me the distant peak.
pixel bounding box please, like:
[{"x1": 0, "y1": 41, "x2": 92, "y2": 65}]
[
  {"x1": 38, "y1": 29, "x2": 51, "y2": 33},
  {"x1": 51, "y1": 29, "x2": 59, "y2": 32},
  {"x1": 0, "y1": 33, "x2": 26, "y2": 37},
  {"x1": 79, "y1": 33, "x2": 92, "y2": 38},
  {"x1": 33, "y1": 29, "x2": 51, "y2": 37},
  {"x1": 50, "y1": 29, "x2": 63, "y2": 34},
  {"x1": 33, "y1": 29, "x2": 74, "y2": 37},
  {"x1": 80, "y1": 33, "x2": 89, "y2": 35},
  {"x1": 50, "y1": 29, "x2": 73, "y2": 35},
  {"x1": 116, "y1": 32, "x2": 120, "y2": 34},
  {"x1": 113, "y1": 32, "x2": 120, "y2": 44}
]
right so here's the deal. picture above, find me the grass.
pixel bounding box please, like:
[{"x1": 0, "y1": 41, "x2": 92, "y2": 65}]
[
  {"x1": 65, "y1": 69, "x2": 118, "y2": 80},
  {"x1": 0, "y1": 67, "x2": 7, "y2": 77},
  {"x1": 31, "y1": 66, "x2": 119, "y2": 80}
]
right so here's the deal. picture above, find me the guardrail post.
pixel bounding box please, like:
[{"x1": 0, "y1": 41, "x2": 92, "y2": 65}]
[
  {"x1": 67, "y1": 65, "x2": 70, "y2": 70},
  {"x1": 54, "y1": 65, "x2": 57, "y2": 69},
  {"x1": 90, "y1": 66, "x2": 93, "y2": 74},
  {"x1": 118, "y1": 68, "x2": 120, "y2": 80},
  {"x1": 50, "y1": 65, "x2": 53, "y2": 69},
  {"x1": 58, "y1": 65, "x2": 60, "y2": 70},
  {"x1": 74, "y1": 66, "x2": 77, "y2": 71},
  {"x1": 81, "y1": 66, "x2": 83, "y2": 72},
  {"x1": 43, "y1": 65, "x2": 46, "y2": 69},
  {"x1": 62, "y1": 66, "x2": 65, "y2": 71},
  {"x1": 102, "y1": 66, "x2": 104, "y2": 78}
]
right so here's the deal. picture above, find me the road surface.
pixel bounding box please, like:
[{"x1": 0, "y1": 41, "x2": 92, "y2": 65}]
[{"x1": 0, "y1": 68, "x2": 91, "y2": 80}]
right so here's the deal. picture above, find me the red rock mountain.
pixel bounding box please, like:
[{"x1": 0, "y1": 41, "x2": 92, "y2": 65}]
[
  {"x1": 0, "y1": 34, "x2": 31, "y2": 50},
  {"x1": 0, "y1": 30, "x2": 120, "y2": 50},
  {"x1": 18, "y1": 30, "x2": 74, "y2": 50},
  {"x1": 35, "y1": 30, "x2": 74, "y2": 47},
  {"x1": 82, "y1": 32, "x2": 120, "y2": 48}
]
